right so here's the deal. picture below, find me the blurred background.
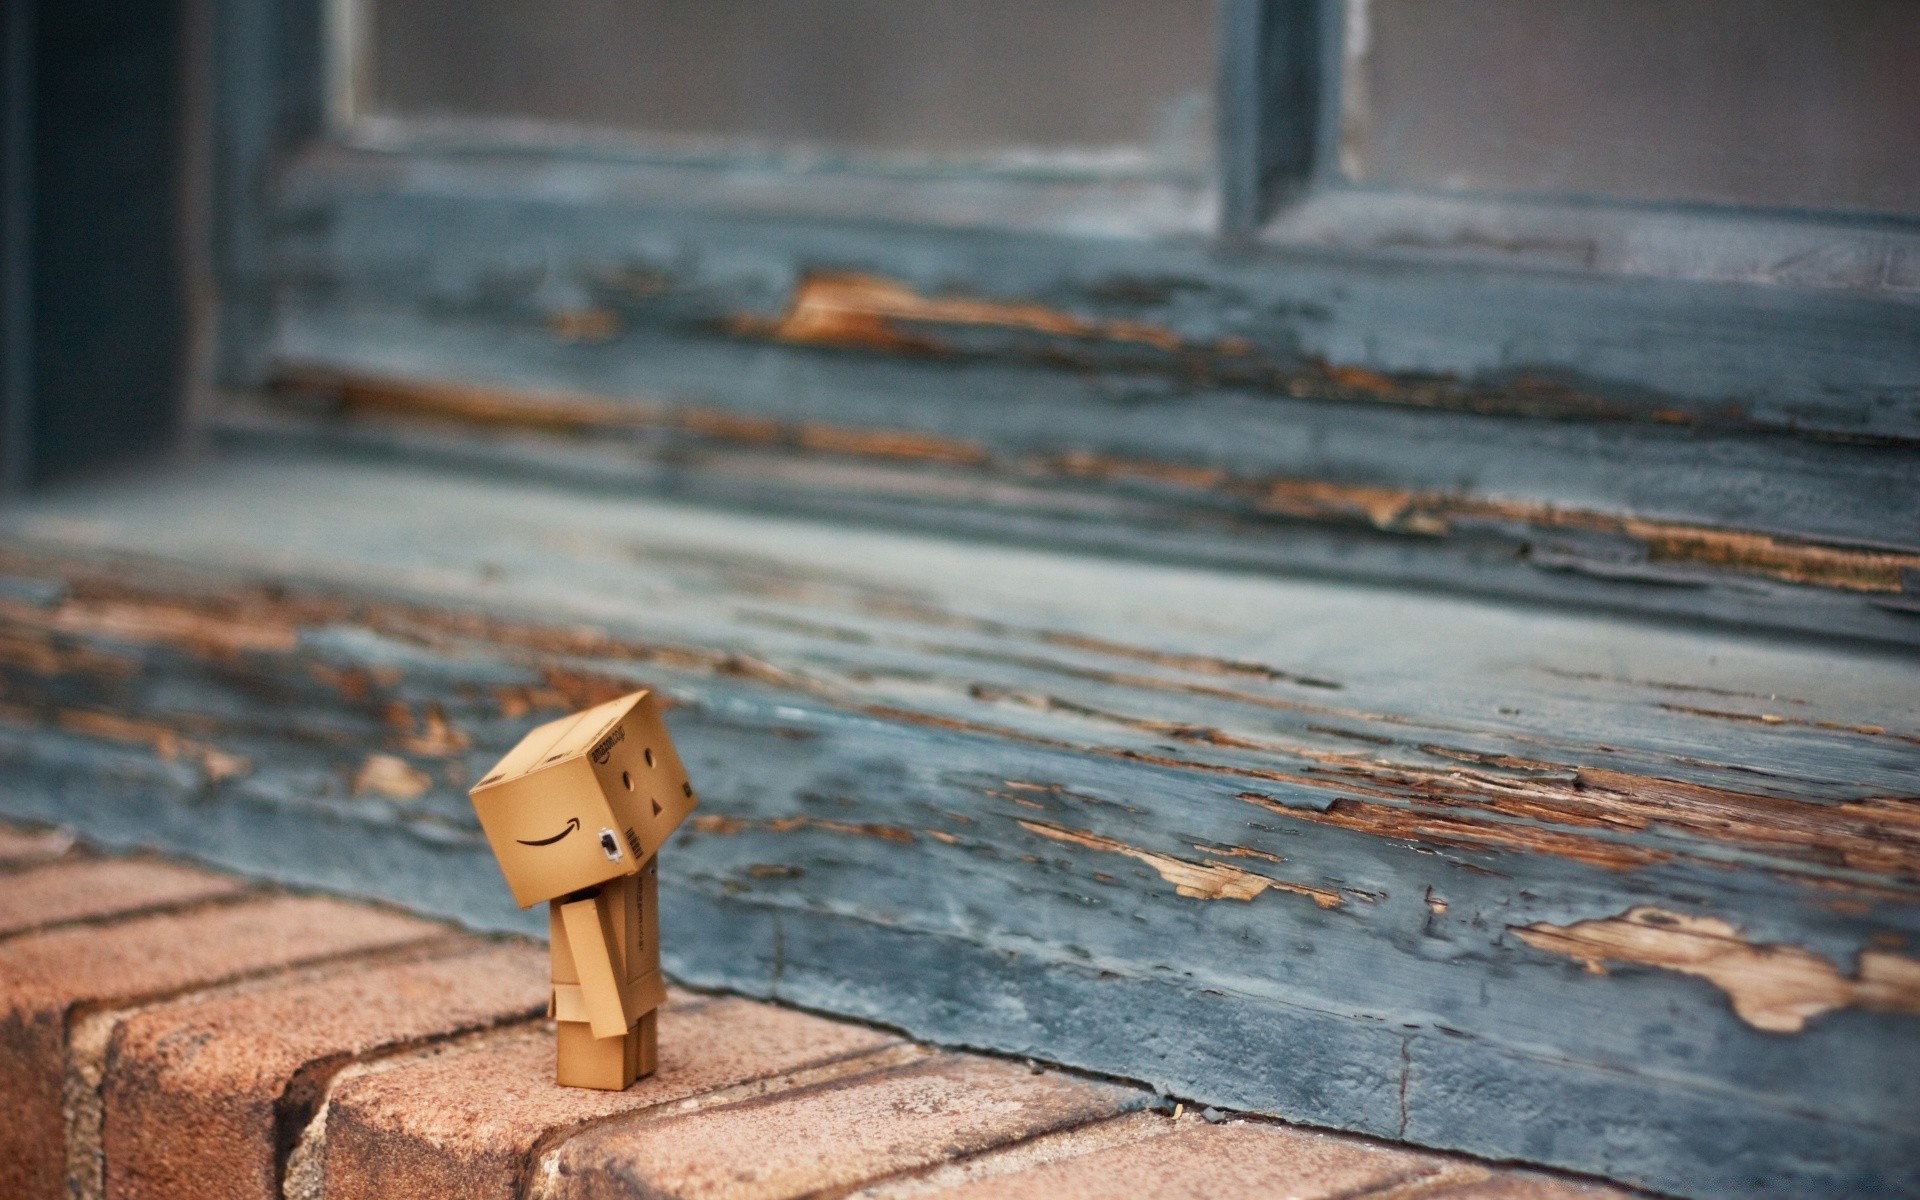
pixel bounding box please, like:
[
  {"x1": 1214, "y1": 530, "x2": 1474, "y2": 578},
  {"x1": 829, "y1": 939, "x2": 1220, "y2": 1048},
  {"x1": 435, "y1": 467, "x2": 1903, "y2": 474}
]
[{"x1": 9, "y1": 0, "x2": 1920, "y2": 488}]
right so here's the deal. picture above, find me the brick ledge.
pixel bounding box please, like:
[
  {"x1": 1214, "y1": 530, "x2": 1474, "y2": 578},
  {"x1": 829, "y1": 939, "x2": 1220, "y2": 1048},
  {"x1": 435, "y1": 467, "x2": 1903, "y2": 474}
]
[{"x1": 0, "y1": 821, "x2": 1648, "y2": 1200}]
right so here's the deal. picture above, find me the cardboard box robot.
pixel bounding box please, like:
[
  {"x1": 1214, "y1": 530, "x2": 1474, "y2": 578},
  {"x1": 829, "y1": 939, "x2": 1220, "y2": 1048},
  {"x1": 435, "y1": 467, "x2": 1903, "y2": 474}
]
[{"x1": 469, "y1": 690, "x2": 697, "y2": 1089}]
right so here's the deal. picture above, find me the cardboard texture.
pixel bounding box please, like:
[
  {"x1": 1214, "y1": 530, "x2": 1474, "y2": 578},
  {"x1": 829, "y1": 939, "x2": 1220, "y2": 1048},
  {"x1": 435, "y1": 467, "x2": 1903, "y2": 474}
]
[
  {"x1": 470, "y1": 691, "x2": 698, "y2": 910},
  {"x1": 547, "y1": 868, "x2": 663, "y2": 1000},
  {"x1": 472, "y1": 692, "x2": 693, "y2": 1088},
  {"x1": 630, "y1": 857, "x2": 660, "y2": 983},
  {"x1": 556, "y1": 1010, "x2": 658, "y2": 1090}
]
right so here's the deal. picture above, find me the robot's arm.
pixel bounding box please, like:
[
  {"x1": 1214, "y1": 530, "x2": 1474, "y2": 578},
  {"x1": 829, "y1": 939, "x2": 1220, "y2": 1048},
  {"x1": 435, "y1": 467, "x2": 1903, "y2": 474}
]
[{"x1": 558, "y1": 894, "x2": 636, "y2": 1039}]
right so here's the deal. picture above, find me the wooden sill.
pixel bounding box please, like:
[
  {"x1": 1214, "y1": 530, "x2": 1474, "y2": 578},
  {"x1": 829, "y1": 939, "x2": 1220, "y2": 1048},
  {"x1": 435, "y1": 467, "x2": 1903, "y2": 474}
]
[{"x1": 0, "y1": 447, "x2": 1911, "y2": 1198}]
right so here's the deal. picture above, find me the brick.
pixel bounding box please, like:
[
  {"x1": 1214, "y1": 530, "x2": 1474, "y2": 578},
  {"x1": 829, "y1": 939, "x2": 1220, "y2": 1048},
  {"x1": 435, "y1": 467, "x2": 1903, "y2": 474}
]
[
  {"x1": 892, "y1": 1119, "x2": 1455, "y2": 1200},
  {"x1": 0, "y1": 895, "x2": 441, "y2": 1200},
  {"x1": 1436, "y1": 1171, "x2": 1641, "y2": 1198},
  {"x1": 316, "y1": 995, "x2": 902, "y2": 1200},
  {"x1": 857, "y1": 1110, "x2": 1177, "y2": 1199},
  {"x1": 0, "y1": 858, "x2": 245, "y2": 936},
  {"x1": 544, "y1": 1054, "x2": 1147, "y2": 1200},
  {"x1": 101, "y1": 941, "x2": 548, "y2": 1200},
  {"x1": 0, "y1": 822, "x2": 76, "y2": 866}
]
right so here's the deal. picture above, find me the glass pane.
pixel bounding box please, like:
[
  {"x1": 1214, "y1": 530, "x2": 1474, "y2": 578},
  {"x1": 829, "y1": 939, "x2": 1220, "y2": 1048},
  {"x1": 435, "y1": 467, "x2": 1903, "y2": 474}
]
[
  {"x1": 1343, "y1": 0, "x2": 1920, "y2": 215},
  {"x1": 359, "y1": 0, "x2": 1215, "y2": 173}
]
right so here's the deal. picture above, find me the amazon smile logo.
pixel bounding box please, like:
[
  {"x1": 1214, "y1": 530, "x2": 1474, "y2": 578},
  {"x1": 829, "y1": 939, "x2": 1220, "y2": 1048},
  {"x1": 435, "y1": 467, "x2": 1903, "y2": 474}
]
[{"x1": 517, "y1": 818, "x2": 580, "y2": 846}]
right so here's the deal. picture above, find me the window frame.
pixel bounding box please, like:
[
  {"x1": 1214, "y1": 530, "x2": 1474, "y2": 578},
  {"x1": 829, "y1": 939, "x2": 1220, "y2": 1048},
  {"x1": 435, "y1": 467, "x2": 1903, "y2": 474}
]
[
  {"x1": 221, "y1": 0, "x2": 1920, "y2": 387},
  {"x1": 233, "y1": 0, "x2": 1920, "y2": 311}
]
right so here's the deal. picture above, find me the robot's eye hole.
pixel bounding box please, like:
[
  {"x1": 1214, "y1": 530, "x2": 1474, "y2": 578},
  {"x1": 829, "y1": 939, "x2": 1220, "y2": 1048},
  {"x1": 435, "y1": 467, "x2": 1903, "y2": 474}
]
[
  {"x1": 621, "y1": 771, "x2": 633, "y2": 791},
  {"x1": 598, "y1": 829, "x2": 623, "y2": 861}
]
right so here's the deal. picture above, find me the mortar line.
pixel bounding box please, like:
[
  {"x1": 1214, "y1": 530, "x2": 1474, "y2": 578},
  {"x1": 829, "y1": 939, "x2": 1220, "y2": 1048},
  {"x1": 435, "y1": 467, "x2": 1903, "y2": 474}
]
[
  {"x1": 521, "y1": 1042, "x2": 935, "y2": 1200},
  {"x1": 847, "y1": 1108, "x2": 1177, "y2": 1200},
  {"x1": 0, "y1": 883, "x2": 269, "y2": 942}
]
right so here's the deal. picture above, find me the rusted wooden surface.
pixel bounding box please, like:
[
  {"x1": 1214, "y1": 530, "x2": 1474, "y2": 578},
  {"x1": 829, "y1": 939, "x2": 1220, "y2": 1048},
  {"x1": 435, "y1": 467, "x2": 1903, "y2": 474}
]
[{"x1": 0, "y1": 452, "x2": 1913, "y2": 1197}]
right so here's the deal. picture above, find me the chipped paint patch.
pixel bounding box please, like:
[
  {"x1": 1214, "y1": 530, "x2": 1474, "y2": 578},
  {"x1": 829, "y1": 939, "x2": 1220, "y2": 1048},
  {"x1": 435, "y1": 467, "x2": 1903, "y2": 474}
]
[
  {"x1": 733, "y1": 275, "x2": 1659, "y2": 425},
  {"x1": 790, "y1": 423, "x2": 988, "y2": 465},
  {"x1": 331, "y1": 375, "x2": 663, "y2": 433},
  {"x1": 546, "y1": 308, "x2": 621, "y2": 343},
  {"x1": 1239, "y1": 792, "x2": 1671, "y2": 874},
  {"x1": 743, "y1": 273, "x2": 1183, "y2": 354},
  {"x1": 688, "y1": 813, "x2": 917, "y2": 844},
  {"x1": 306, "y1": 371, "x2": 990, "y2": 466},
  {"x1": 1626, "y1": 520, "x2": 1913, "y2": 592},
  {"x1": 46, "y1": 598, "x2": 298, "y2": 654},
  {"x1": 1239, "y1": 763, "x2": 1920, "y2": 886},
  {"x1": 393, "y1": 702, "x2": 471, "y2": 756},
  {"x1": 0, "y1": 622, "x2": 138, "y2": 678},
  {"x1": 54, "y1": 709, "x2": 250, "y2": 783},
  {"x1": 273, "y1": 371, "x2": 1920, "y2": 596},
  {"x1": 1514, "y1": 906, "x2": 1920, "y2": 1033},
  {"x1": 353, "y1": 754, "x2": 432, "y2": 800},
  {"x1": 1018, "y1": 819, "x2": 1341, "y2": 907}
]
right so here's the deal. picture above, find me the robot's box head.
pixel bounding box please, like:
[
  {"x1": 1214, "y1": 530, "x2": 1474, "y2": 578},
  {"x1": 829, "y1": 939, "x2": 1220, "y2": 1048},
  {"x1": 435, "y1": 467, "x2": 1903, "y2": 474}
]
[{"x1": 468, "y1": 690, "x2": 698, "y2": 908}]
